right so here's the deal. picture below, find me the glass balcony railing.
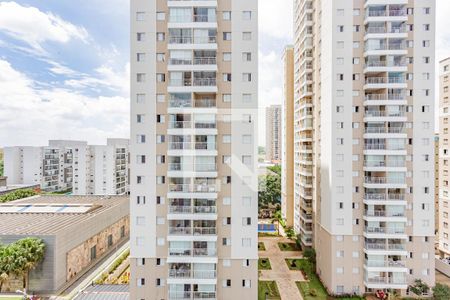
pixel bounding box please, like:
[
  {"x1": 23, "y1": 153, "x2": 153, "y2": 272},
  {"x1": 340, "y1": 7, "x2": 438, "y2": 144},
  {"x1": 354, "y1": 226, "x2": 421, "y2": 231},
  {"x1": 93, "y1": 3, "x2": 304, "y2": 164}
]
[
  {"x1": 364, "y1": 176, "x2": 406, "y2": 184},
  {"x1": 364, "y1": 226, "x2": 405, "y2": 234}
]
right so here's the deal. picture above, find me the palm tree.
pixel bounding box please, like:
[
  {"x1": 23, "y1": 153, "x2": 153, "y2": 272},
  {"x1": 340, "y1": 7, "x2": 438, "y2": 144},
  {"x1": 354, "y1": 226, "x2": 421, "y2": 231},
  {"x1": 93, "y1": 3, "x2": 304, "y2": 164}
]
[
  {"x1": 271, "y1": 210, "x2": 284, "y2": 235},
  {"x1": 14, "y1": 238, "x2": 46, "y2": 290}
]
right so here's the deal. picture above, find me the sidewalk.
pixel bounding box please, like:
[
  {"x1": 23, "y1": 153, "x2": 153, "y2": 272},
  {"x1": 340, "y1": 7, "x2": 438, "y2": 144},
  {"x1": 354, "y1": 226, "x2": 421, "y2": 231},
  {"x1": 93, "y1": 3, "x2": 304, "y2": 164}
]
[{"x1": 259, "y1": 236, "x2": 305, "y2": 300}]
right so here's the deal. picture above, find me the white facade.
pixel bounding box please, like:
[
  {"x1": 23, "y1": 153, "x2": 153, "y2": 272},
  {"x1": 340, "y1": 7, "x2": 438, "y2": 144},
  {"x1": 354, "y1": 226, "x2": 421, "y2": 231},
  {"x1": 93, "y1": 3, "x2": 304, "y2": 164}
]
[
  {"x1": 130, "y1": 0, "x2": 258, "y2": 298},
  {"x1": 293, "y1": 0, "x2": 436, "y2": 296},
  {"x1": 4, "y1": 139, "x2": 129, "y2": 195}
]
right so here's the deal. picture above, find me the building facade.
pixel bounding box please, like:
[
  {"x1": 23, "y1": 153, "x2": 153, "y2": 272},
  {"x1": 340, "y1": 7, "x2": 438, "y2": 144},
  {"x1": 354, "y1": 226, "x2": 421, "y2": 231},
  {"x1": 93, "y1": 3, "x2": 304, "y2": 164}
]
[
  {"x1": 4, "y1": 139, "x2": 129, "y2": 195},
  {"x1": 293, "y1": 0, "x2": 435, "y2": 296},
  {"x1": 265, "y1": 105, "x2": 282, "y2": 163},
  {"x1": 439, "y1": 58, "x2": 450, "y2": 256},
  {"x1": 281, "y1": 46, "x2": 295, "y2": 228},
  {"x1": 130, "y1": 1, "x2": 259, "y2": 299},
  {"x1": 0, "y1": 195, "x2": 129, "y2": 295}
]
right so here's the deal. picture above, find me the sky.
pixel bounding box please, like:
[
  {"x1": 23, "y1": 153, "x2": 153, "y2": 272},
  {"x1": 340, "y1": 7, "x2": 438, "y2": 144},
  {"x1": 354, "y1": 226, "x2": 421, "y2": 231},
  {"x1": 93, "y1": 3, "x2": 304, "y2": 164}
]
[{"x1": 0, "y1": 0, "x2": 449, "y2": 147}]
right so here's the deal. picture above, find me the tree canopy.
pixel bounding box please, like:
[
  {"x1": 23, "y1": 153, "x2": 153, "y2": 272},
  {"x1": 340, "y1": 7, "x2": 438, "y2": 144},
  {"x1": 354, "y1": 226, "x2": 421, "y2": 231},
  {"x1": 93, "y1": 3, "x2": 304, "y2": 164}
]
[{"x1": 0, "y1": 237, "x2": 45, "y2": 292}]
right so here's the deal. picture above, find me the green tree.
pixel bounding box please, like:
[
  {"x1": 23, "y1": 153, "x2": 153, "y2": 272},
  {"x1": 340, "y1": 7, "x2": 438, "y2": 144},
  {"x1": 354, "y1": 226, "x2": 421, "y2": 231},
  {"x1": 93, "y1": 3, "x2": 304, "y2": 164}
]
[
  {"x1": 258, "y1": 174, "x2": 281, "y2": 206},
  {"x1": 0, "y1": 244, "x2": 10, "y2": 292},
  {"x1": 0, "y1": 160, "x2": 3, "y2": 177},
  {"x1": 14, "y1": 238, "x2": 46, "y2": 289},
  {"x1": 408, "y1": 279, "x2": 430, "y2": 296},
  {"x1": 267, "y1": 165, "x2": 281, "y2": 176},
  {"x1": 433, "y1": 283, "x2": 450, "y2": 300}
]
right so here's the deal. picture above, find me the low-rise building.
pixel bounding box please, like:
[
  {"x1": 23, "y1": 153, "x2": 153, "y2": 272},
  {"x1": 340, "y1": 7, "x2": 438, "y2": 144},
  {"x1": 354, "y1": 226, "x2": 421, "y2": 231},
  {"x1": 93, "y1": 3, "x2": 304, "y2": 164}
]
[{"x1": 0, "y1": 195, "x2": 129, "y2": 295}]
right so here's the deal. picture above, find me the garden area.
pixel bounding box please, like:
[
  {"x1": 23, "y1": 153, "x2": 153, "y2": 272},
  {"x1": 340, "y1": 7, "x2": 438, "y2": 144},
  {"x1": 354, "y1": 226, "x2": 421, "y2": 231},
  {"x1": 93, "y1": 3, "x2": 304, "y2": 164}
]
[
  {"x1": 94, "y1": 249, "x2": 130, "y2": 284},
  {"x1": 286, "y1": 249, "x2": 363, "y2": 300},
  {"x1": 278, "y1": 242, "x2": 301, "y2": 251},
  {"x1": 0, "y1": 189, "x2": 38, "y2": 203},
  {"x1": 258, "y1": 242, "x2": 266, "y2": 251},
  {"x1": 258, "y1": 281, "x2": 281, "y2": 300},
  {"x1": 258, "y1": 258, "x2": 271, "y2": 270}
]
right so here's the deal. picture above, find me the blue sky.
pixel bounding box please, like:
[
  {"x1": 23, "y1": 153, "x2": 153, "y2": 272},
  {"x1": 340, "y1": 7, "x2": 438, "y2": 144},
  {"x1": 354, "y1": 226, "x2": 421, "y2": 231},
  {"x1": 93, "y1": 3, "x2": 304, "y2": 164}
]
[{"x1": 0, "y1": 0, "x2": 449, "y2": 146}]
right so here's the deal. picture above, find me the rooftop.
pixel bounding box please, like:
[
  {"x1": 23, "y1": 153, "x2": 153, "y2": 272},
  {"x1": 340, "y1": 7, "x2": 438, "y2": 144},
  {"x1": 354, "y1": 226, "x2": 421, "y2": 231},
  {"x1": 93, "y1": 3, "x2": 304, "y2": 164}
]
[
  {"x1": 74, "y1": 285, "x2": 129, "y2": 300},
  {"x1": 0, "y1": 195, "x2": 128, "y2": 235}
]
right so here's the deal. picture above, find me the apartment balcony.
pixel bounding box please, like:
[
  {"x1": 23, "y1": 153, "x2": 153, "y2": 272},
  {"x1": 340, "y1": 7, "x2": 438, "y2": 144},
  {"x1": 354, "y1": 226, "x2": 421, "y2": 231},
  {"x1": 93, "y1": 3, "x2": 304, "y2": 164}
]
[
  {"x1": 363, "y1": 193, "x2": 406, "y2": 206},
  {"x1": 363, "y1": 160, "x2": 406, "y2": 171},
  {"x1": 364, "y1": 274, "x2": 407, "y2": 289},
  {"x1": 168, "y1": 291, "x2": 217, "y2": 300},
  {"x1": 364, "y1": 110, "x2": 407, "y2": 122},
  {"x1": 364, "y1": 176, "x2": 406, "y2": 189},
  {"x1": 169, "y1": 227, "x2": 217, "y2": 236},
  {"x1": 364, "y1": 61, "x2": 407, "y2": 73},
  {"x1": 364, "y1": 210, "x2": 407, "y2": 222},
  {"x1": 365, "y1": 259, "x2": 407, "y2": 269},
  {"x1": 167, "y1": 163, "x2": 217, "y2": 178},
  {"x1": 364, "y1": 77, "x2": 406, "y2": 89},
  {"x1": 364, "y1": 8, "x2": 408, "y2": 25},
  {"x1": 365, "y1": 242, "x2": 406, "y2": 252},
  {"x1": 169, "y1": 36, "x2": 217, "y2": 45},
  {"x1": 168, "y1": 269, "x2": 216, "y2": 280},
  {"x1": 169, "y1": 247, "x2": 217, "y2": 258},
  {"x1": 168, "y1": 205, "x2": 217, "y2": 221},
  {"x1": 167, "y1": 0, "x2": 218, "y2": 8},
  {"x1": 364, "y1": 43, "x2": 407, "y2": 57},
  {"x1": 364, "y1": 126, "x2": 406, "y2": 137},
  {"x1": 169, "y1": 98, "x2": 217, "y2": 109},
  {"x1": 168, "y1": 120, "x2": 218, "y2": 135},
  {"x1": 169, "y1": 57, "x2": 217, "y2": 72},
  {"x1": 169, "y1": 142, "x2": 217, "y2": 151},
  {"x1": 169, "y1": 183, "x2": 218, "y2": 193},
  {"x1": 364, "y1": 226, "x2": 406, "y2": 238}
]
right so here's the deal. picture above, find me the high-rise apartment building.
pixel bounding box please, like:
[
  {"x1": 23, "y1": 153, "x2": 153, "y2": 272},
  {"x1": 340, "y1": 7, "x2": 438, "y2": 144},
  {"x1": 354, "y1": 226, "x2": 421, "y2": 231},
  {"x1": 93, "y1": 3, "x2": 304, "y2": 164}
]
[
  {"x1": 439, "y1": 58, "x2": 450, "y2": 256},
  {"x1": 4, "y1": 139, "x2": 129, "y2": 195},
  {"x1": 130, "y1": 1, "x2": 258, "y2": 299},
  {"x1": 265, "y1": 105, "x2": 282, "y2": 163},
  {"x1": 282, "y1": 46, "x2": 295, "y2": 228},
  {"x1": 292, "y1": 0, "x2": 435, "y2": 296}
]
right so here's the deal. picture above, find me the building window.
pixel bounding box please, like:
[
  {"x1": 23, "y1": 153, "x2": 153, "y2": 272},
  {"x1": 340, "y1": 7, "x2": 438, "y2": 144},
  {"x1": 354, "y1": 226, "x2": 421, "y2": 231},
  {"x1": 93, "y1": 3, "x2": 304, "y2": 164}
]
[
  {"x1": 243, "y1": 32, "x2": 252, "y2": 40},
  {"x1": 137, "y1": 32, "x2": 145, "y2": 41},
  {"x1": 90, "y1": 245, "x2": 97, "y2": 261},
  {"x1": 223, "y1": 11, "x2": 231, "y2": 20},
  {"x1": 242, "y1": 11, "x2": 252, "y2": 20},
  {"x1": 108, "y1": 234, "x2": 113, "y2": 247},
  {"x1": 136, "y1": 12, "x2": 145, "y2": 21},
  {"x1": 223, "y1": 32, "x2": 231, "y2": 40}
]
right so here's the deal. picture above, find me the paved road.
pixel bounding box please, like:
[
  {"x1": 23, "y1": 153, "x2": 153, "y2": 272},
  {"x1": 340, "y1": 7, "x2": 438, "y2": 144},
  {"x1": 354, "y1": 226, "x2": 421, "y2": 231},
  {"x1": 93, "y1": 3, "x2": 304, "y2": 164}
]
[{"x1": 259, "y1": 236, "x2": 305, "y2": 300}]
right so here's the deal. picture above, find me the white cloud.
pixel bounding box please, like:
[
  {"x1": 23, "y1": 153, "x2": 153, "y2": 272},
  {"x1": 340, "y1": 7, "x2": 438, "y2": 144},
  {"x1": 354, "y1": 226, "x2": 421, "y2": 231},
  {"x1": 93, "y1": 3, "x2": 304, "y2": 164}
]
[
  {"x1": 0, "y1": 59, "x2": 129, "y2": 146},
  {"x1": 0, "y1": 1, "x2": 89, "y2": 53},
  {"x1": 259, "y1": 0, "x2": 293, "y2": 41},
  {"x1": 63, "y1": 63, "x2": 130, "y2": 96}
]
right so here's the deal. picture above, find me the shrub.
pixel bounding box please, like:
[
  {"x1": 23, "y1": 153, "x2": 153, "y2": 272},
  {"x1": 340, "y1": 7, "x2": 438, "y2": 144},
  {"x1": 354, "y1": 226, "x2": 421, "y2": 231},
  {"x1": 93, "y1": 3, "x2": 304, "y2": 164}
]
[
  {"x1": 309, "y1": 288, "x2": 317, "y2": 297},
  {"x1": 433, "y1": 283, "x2": 450, "y2": 300},
  {"x1": 0, "y1": 189, "x2": 37, "y2": 203}
]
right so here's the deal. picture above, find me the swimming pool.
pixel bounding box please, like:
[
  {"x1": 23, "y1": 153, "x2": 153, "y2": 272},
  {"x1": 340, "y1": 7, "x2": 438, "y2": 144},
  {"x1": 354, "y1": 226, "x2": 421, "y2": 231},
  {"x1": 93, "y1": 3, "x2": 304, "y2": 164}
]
[{"x1": 258, "y1": 223, "x2": 277, "y2": 232}]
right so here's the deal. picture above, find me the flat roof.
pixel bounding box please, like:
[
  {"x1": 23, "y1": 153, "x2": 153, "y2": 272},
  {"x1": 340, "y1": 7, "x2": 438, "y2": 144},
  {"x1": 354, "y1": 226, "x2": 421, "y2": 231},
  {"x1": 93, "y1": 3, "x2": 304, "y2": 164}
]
[
  {"x1": 75, "y1": 285, "x2": 129, "y2": 300},
  {"x1": 0, "y1": 183, "x2": 40, "y2": 194},
  {"x1": 0, "y1": 195, "x2": 128, "y2": 235}
]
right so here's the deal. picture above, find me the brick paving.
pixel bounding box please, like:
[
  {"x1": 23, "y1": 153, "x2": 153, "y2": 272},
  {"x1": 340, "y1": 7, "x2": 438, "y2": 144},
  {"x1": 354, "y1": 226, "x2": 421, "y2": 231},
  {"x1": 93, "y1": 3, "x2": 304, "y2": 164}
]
[{"x1": 259, "y1": 236, "x2": 305, "y2": 300}]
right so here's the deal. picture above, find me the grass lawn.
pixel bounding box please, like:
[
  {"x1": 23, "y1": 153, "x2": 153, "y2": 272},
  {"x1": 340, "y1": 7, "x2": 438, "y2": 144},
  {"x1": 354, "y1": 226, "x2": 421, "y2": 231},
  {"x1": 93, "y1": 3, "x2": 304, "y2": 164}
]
[
  {"x1": 258, "y1": 258, "x2": 272, "y2": 270},
  {"x1": 258, "y1": 242, "x2": 266, "y2": 251},
  {"x1": 258, "y1": 281, "x2": 281, "y2": 300},
  {"x1": 0, "y1": 297, "x2": 24, "y2": 300},
  {"x1": 278, "y1": 242, "x2": 301, "y2": 251},
  {"x1": 288, "y1": 259, "x2": 364, "y2": 300}
]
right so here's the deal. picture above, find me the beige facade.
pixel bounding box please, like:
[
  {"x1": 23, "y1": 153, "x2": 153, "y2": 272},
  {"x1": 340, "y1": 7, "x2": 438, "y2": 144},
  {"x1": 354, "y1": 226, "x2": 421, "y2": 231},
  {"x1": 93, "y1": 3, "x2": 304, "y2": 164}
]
[
  {"x1": 265, "y1": 105, "x2": 282, "y2": 163},
  {"x1": 130, "y1": 0, "x2": 259, "y2": 299},
  {"x1": 439, "y1": 58, "x2": 450, "y2": 256},
  {"x1": 293, "y1": 0, "x2": 436, "y2": 296},
  {"x1": 281, "y1": 46, "x2": 295, "y2": 227}
]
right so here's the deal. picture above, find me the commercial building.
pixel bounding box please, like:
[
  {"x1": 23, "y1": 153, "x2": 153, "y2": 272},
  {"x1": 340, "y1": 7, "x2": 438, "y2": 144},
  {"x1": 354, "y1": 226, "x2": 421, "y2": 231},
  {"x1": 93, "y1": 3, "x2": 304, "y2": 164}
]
[
  {"x1": 281, "y1": 46, "x2": 295, "y2": 228},
  {"x1": 130, "y1": 1, "x2": 259, "y2": 299},
  {"x1": 0, "y1": 195, "x2": 129, "y2": 295},
  {"x1": 292, "y1": 0, "x2": 435, "y2": 296},
  {"x1": 265, "y1": 105, "x2": 282, "y2": 163},
  {"x1": 4, "y1": 139, "x2": 129, "y2": 195}
]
